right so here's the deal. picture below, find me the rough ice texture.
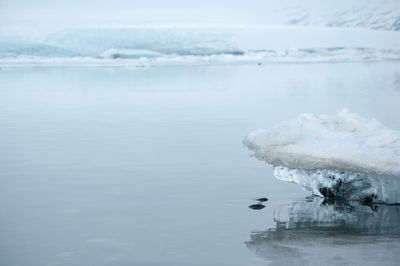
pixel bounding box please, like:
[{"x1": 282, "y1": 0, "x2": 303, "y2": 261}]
[
  {"x1": 244, "y1": 109, "x2": 400, "y2": 203},
  {"x1": 274, "y1": 166, "x2": 400, "y2": 203},
  {"x1": 282, "y1": 0, "x2": 400, "y2": 31}
]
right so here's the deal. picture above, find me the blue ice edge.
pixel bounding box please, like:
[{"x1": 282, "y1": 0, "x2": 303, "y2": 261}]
[{"x1": 273, "y1": 166, "x2": 400, "y2": 204}]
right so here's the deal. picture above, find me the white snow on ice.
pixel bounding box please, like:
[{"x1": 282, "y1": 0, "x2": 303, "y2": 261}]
[
  {"x1": 280, "y1": 0, "x2": 400, "y2": 31},
  {"x1": 244, "y1": 109, "x2": 400, "y2": 203}
]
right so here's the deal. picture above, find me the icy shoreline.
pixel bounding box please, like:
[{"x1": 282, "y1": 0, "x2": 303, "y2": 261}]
[
  {"x1": 244, "y1": 110, "x2": 400, "y2": 203},
  {"x1": 2, "y1": 25, "x2": 400, "y2": 67},
  {"x1": 1, "y1": 47, "x2": 400, "y2": 68}
]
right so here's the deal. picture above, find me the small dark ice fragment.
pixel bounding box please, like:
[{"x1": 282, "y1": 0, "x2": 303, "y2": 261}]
[
  {"x1": 249, "y1": 204, "x2": 265, "y2": 210},
  {"x1": 256, "y1": 197, "x2": 268, "y2": 202}
]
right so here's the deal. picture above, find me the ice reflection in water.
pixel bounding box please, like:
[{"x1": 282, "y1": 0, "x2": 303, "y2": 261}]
[{"x1": 246, "y1": 197, "x2": 400, "y2": 266}]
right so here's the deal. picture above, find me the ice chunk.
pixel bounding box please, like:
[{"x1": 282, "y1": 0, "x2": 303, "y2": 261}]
[
  {"x1": 273, "y1": 166, "x2": 400, "y2": 203},
  {"x1": 98, "y1": 49, "x2": 162, "y2": 59},
  {"x1": 244, "y1": 109, "x2": 400, "y2": 203}
]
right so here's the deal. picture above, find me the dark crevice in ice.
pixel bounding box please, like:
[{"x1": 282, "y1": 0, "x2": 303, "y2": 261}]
[{"x1": 273, "y1": 166, "x2": 400, "y2": 204}]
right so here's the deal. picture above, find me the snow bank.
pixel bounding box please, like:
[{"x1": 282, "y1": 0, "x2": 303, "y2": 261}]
[{"x1": 244, "y1": 109, "x2": 400, "y2": 203}]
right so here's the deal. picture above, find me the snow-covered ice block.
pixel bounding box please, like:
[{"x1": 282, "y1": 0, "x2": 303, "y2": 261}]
[{"x1": 244, "y1": 109, "x2": 400, "y2": 203}]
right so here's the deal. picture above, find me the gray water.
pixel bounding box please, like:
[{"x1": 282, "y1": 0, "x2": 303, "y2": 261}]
[{"x1": 1, "y1": 62, "x2": 400, "y2": 266}]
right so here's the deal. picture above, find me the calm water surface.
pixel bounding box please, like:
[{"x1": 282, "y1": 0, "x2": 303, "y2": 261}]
[{"x1": 0, "y1": 62, "x2": 400, "y2": 266}]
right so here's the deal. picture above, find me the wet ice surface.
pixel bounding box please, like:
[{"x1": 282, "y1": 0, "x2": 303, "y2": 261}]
[
  {"x1": 273, "y1": 166, "x2": 400, "y2": 204},
  {"x1": 0, "y1": 62, "x2": 400, "y2": 265}
]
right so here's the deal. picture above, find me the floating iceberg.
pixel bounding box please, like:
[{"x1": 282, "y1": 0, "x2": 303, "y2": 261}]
[{"x1": 244, "y1": 109, "x2": 400, "y2": 203}]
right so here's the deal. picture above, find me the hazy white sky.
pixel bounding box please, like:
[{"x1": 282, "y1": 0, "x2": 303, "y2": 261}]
[
  {"x1": 0, "y1": 0, "x2": 395, "y2": 27},
  {"x1": 0, "y1": 0, "x2": 284, "y2": 26}
]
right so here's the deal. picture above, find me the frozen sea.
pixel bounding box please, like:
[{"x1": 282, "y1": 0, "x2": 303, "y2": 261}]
[{"x1": 1, "y1": 62, "x2": 400, "y2": 266}]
